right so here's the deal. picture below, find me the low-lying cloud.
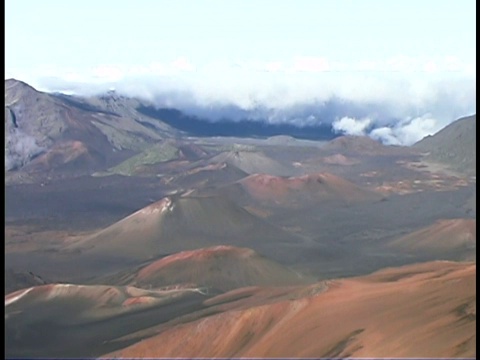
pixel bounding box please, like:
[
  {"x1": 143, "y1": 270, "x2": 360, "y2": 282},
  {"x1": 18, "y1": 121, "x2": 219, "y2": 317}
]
[
  {"x1": 332, "y1": 117, "x2": 372, "y2": 136},
  {"x1": 29, "y1": 59, "x2": 476, "y2": 146},
  {"x1": 370, "y1": 115, "x2": 439, "y2": 146},
  {"x1": 331, "y1": 114, "x2": 441, "y2": 146}
]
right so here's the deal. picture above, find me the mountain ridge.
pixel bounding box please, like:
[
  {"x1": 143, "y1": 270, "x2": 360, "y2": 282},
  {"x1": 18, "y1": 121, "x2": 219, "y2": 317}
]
[{"x1": 414, "y1": 114, "x2": 476, "y2": 175}]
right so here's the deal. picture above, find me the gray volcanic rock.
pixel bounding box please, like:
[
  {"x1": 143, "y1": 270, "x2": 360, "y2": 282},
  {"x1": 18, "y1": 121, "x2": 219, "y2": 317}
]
[
  {"x1": 414, "y1": 115, "x2": 476, "y2": 175},
  {"x1": 5, "y1": 79, "x2": 178, "y2": 180}
]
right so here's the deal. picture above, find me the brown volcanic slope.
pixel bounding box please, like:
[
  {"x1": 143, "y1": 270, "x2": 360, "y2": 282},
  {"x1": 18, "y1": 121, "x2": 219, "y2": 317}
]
[
  {"x1": 105, "y1": 245, "x2": 313, "y2": 291},
  {"x1": 26, "y1": 140, "x2": 102, "y2": 173},
  {"x1": 208, "y1": 150, "x2": 294, "y2": 176},
  {"x1": 167, "y1": 162, "x2": 249, "y2": 190},
  {"x1": 323, "y1": 135, "x2": 412, "y2": 156},
  {"x1": 65, "y1": 195, "x2": 306, "y2": 262},
  {"x1": 414, "y1": 114, "x2": 476, "y2": 176},
  {"x1": 5, "y1": 283, "x2": 208, "y2": 358},
  {"x1": 388, "y1": 218, "x2": 476, "y2": 261},
  {"x1": 323, "y1": 153, "x2": 359, "y2": 165},
  {"x1": 232, "y1": 172, "x2": 384, "y2": 206},
  {"x1": 5, "y1": 79, "x2": 175, "y2": 179},
  {"x1": 106, "y1": 261, "x2": 476, "y2": 358}
]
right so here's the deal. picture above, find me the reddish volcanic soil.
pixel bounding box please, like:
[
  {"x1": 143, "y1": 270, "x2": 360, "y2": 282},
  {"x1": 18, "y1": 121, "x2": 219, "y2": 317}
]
[
  {"x1": 389, "y1": 219, "x2": 476, "y2": 260},
  {"x1": 5, "y1": 283, "x2": 209, "y2": 358},
  {"x1": 131, "y1": 245, "x2": 312, "y2": 291},
  {"x1": 238, "y1": 172, "x2": 383, "y2": 204},
  {"x1": 105, "y1": 261, "x2": 475, "y2": 358}
]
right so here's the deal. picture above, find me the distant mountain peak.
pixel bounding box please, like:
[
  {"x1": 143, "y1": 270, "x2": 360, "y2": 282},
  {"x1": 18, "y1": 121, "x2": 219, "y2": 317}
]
[
  {"x1": 5, "y1": 78, "x2": 37, "y2": 91},
  {"x1": 5, "y1": 79, "x2": 40, "y2": 103}
]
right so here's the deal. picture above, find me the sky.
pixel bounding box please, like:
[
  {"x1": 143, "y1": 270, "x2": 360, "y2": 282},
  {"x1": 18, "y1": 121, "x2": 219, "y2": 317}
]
[{"x1": 5, "y1": 0, "x2": 476, "y2": 145}]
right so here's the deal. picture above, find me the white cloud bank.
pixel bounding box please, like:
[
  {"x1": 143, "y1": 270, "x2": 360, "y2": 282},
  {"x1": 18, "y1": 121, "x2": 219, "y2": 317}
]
[
  {"x1": 370, "y1": 115, "x2": 440, "y2": 146},
  {"x1": 331, "y1": 114, "x2": 441, "y2": 146},
  {"x1": 10, "y1": 56, "x2": 475, "y2": 146},
  {"x1": 332, "y1": 117, "x2": 372, "y2": 136}
]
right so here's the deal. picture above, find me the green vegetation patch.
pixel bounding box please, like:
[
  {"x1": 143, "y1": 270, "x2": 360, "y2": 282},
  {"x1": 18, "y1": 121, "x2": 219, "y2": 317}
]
[{"x1": 106, "y1": 142, "x2": 179, "y2": 176}]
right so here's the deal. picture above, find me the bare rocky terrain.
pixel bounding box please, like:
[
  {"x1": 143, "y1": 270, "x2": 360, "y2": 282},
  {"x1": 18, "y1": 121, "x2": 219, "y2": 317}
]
[{"x1": 4, "y1": 80, "x2": 476, "y2": 358}]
